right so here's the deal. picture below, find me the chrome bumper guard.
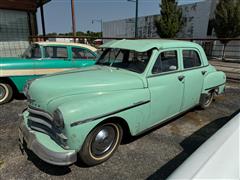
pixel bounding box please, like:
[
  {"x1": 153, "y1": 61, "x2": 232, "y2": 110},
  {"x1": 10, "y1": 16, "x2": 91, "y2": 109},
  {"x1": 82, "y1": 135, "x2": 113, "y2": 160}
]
[{"x1": 19, "y1": 120, "x2": 77, "y2": 166}]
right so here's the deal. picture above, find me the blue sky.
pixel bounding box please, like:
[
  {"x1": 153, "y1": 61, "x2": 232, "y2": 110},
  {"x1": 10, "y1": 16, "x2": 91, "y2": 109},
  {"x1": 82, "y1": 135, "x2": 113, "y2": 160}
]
[{"x1": 37, "y1": 0, "x2": 202, "y2": 34}]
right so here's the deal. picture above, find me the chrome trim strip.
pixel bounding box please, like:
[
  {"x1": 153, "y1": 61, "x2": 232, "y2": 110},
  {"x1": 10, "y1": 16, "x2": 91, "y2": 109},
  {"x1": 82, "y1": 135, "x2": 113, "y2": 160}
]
[
  {"x1": 29, "y1": 116, "x2": 52, "y2": 129},
  {"x1": 70, "y1": 100, "x2": 150, "y2": 127},
  {"x1": 0, "y1": 68, "x2": 77, "y2": 77},
  {"x1": 28, "y1": 107, "x2": 53, "y2": 121},
  {"x1": 205, "y1": 83, "x2": 225, "y2": 91}
]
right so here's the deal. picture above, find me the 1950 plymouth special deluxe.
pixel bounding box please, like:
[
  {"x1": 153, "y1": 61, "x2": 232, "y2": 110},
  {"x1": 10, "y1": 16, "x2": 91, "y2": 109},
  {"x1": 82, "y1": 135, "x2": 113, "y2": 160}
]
[
  {"x1": 0, "y1": 42, "x2": 97, "y2": 104},
  {"x1": 19, "y1": 40, "x2": 226, "y2": 166}
]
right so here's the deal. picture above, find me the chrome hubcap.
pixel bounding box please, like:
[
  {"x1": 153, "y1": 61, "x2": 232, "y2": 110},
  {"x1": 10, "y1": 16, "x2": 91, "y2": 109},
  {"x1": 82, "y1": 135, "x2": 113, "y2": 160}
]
[
  {"x1": 91, "y1": 126, "x2": 116, "y2": 156},
  {"x1": 205, "y1": 93, "x2": 212, "y2": 105},
  {"x1": 0, "y1": 85, "x2": 6, "y2": 99}
]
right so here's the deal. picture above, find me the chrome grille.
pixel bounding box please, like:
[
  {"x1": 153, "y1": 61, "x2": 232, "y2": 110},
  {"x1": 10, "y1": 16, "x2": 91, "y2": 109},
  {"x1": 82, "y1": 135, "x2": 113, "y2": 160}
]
[{"x1": 27, "y1": 106, "x2": 68, "y2": 149}]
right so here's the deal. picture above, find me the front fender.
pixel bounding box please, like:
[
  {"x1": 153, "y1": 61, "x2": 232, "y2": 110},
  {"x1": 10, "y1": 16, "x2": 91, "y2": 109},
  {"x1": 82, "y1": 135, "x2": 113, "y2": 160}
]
[{"x1": 48, "y1": 89, "x2": 150, "y2": 150}]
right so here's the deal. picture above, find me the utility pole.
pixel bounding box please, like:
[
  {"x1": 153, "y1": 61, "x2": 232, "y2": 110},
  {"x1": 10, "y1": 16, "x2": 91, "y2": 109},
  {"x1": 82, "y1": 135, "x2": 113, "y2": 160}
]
[
  {"x1": 128, "y1": 0, "x2": 139, "y2": 38},
  {"x1": 135, "y1": 0, "x2": 138, "y2": 38},
  {"x1": 71, "y1": 0, "x2": 76, "y2": 42}
]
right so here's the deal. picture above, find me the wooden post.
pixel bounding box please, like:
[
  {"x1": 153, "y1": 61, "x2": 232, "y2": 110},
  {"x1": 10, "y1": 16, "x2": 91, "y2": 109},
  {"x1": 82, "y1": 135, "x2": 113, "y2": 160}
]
[{"x1": 71, "y1": 0, "x2": 77, "y2": 42}]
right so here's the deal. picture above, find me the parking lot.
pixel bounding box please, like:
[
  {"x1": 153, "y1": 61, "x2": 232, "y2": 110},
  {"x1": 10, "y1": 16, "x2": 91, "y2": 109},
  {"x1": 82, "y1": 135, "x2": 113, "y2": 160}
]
[{"x1": 0, "y1": 82, "x2": 239, "y2": 180}]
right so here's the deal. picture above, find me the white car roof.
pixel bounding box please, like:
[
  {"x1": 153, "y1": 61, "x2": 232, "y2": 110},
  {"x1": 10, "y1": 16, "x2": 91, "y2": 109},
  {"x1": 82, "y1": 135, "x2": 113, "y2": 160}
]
[
  {"x1": 34, "y1": 42, "x2": 97, "y2": 52},
  {"x1": 168, "y1": 113, "x2": 240, "y2": 179}
]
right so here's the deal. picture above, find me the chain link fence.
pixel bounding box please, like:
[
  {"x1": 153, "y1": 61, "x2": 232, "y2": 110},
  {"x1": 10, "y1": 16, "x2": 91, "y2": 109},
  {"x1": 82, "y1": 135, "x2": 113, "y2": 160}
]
[{"x1": 0, "y1": 36, "x2": 239, "y2": 62}]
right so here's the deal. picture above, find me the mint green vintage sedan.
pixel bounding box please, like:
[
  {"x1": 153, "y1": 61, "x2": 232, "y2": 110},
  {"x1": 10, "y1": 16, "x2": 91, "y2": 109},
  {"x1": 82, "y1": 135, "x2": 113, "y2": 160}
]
[
  {"x1": 19, "y1": 40, "x2": 226, "y2": 166},
  {"x1": 0, "y1": 42, "x2": 97, "y2": 104}
]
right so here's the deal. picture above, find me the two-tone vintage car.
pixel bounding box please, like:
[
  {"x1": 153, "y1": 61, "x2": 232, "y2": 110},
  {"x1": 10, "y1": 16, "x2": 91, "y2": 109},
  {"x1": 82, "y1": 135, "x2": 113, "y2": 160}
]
[
  {"x1": 0, "y1": 42, "x2": 97, "y2": 104},
  {"x1": 19, "y1": 40, "x2": 226, "y2": 166}
]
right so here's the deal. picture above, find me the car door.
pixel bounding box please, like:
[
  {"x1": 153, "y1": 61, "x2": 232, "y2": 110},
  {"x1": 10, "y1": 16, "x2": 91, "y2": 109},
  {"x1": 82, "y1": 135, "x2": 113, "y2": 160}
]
[
  {"x1": 71, "y1": 46, "x2": 96, "y2": 67},
  {"x1": 180, "y1": 48, "x2": 205, "y2": 111},
  {"x1": 34, "y1": 45, "x2": 74, "y2": 76},
  {"x1": 147, "y1": 49, "x2": 184, "y2": 128}
]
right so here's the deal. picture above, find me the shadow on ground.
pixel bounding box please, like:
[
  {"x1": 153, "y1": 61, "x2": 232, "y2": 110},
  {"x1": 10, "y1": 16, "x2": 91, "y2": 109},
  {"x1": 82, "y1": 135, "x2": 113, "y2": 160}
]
[
  {"x1": 23, "y1": 145, "x2": 72, "y2": 176},
  {"x1": 147, "y1": 109, "x2": 240, "y2": 180}
]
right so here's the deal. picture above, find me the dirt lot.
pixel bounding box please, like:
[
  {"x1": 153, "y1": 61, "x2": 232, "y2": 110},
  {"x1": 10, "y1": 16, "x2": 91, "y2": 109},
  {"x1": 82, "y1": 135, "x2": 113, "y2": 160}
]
[{"x1": 0, "y1": 82, "x2": 239, "y2": 180}]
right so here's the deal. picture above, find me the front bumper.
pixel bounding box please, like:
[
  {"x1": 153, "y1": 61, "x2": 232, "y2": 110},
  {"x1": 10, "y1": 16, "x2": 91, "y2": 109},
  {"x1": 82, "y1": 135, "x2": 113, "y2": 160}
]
[{"x1": 19, "y1": 112, "x2": 77, "y2": 166}]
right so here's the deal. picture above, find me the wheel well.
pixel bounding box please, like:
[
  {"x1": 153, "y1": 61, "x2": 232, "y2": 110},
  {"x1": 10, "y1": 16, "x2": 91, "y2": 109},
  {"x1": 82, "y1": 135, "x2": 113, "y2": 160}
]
[
  {"x1": 99, "y1": 116, "x2": 132, "y2": 142},
  {"x1": 0, "y1": 77, "x2": 19, "y2": 94}
]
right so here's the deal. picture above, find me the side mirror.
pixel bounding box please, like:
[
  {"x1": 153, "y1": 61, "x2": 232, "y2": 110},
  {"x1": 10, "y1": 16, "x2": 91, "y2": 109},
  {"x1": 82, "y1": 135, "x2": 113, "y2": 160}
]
[{"x1": 169, "y1": 65, "x2": 177, "y2": 71}]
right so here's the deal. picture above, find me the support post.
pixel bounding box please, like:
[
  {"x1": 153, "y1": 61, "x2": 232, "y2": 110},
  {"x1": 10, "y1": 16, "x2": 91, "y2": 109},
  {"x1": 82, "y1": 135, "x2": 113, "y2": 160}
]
[
  {"x1": 71, "y1": 0, "x2": 77, "y2": 42},
  {"x1": 135, "y1": 0, "x2": 138, "y2": 38},
  {"x1": 40, "y1": 2, "x2": 46, "y2": 40}
]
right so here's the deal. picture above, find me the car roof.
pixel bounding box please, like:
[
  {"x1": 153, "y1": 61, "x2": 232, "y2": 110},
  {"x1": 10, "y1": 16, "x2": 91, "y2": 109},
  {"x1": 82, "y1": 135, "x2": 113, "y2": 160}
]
[
  {"x1": 34, "y1": 42, "x2": 97, "y2": 52},
  {"x1": 100, "y1": 39, "x2": 202, "y2": 52}
]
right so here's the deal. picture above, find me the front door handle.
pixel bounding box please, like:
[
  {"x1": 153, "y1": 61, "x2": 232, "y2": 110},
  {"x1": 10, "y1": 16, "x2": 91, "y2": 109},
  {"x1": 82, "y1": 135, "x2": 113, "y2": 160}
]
[
  {"x1": 178, "y1": 75, "x2": 185, "y2": 81},
  {"x1": 202, "y1": 70, "x2": 207, "y2": 75}
]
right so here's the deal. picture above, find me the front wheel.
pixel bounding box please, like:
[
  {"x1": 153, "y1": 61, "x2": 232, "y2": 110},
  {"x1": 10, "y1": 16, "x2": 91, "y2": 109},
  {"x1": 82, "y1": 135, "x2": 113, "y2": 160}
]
[
  {"x1": 79, "y1": 122, "x2": 122, "y2": 166},
  {"x1": 0, "y1": 82, "x2": 13, "y2": 105}
]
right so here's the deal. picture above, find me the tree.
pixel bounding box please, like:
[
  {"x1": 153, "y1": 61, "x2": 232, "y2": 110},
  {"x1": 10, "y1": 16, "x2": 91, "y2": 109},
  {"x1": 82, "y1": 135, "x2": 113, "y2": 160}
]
[
  {"x1": 213, "y1": 0, "x2": 240, "y2": 60},
  {"x1": 154, "y1": 0, "x2": 183, "y2": 38}
]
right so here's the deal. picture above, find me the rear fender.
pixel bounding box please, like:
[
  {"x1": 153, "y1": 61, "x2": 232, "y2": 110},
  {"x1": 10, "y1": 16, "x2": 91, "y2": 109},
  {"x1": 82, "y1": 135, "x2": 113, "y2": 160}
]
[{"x1": 203, "y1": 71, "x2": 226, "y2": 94}]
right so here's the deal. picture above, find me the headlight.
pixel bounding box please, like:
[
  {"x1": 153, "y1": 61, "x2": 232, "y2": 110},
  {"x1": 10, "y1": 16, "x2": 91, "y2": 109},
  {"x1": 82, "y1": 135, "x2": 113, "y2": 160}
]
[{"x1": 53, "y1": 109, "x2": 65, "y2": 129}]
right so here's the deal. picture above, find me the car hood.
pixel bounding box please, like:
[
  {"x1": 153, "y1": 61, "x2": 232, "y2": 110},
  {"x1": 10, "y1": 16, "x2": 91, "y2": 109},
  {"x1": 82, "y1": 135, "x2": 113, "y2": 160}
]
[{"x1": 28, "y1": 65, "x2": 145, "y2": 109}]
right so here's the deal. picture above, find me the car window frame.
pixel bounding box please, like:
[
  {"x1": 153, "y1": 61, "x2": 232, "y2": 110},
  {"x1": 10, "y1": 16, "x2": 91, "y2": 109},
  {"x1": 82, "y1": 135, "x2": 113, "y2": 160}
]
[
  {"x1": 97, "y1": 48, "x2": 154, "y2": 74},
  {"x1": 22, "y1": 44, "x2": 43, "y2": 60},
  {"x1": 71, "y1": 46, "x2": 97, "y2": 61},
  {"x1": 181, "y1": 48, "x2": 203, "y2": 70},
  {"x1": 43, "y1": 45, "x2": 69, "y2": 59},
  {"x1": 150, "y1": 48, "x2": 180, "y2": 76}
]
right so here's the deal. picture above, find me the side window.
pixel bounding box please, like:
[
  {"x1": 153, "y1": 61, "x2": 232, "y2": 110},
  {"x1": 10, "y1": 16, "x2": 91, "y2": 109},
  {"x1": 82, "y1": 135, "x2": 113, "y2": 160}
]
[
  {"x1": 152, "y1": 50, "x2": 178, "y2": 74},
  {"x1": 72, "y1": 47, "x2": 96, "y2": 60},
  {"x1": 31, "y1": 45, "x2": 41, "y2": 58},
  {"x1": 44, "y1": 46, "x2": 68, "y2": 59},
  {"x1": 183, "y1": 50, "x2": 201, "y2": 69}
]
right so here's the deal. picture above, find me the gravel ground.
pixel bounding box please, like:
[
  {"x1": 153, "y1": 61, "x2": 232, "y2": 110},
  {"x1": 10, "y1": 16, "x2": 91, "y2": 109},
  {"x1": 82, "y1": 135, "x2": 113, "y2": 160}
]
[{"x1": 0, "y1": 82, "x2": 239, "y2": 180}]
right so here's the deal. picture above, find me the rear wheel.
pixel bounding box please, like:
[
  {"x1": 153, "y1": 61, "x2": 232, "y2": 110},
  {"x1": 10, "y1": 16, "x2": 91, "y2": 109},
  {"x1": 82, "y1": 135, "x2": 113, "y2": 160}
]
[
  {"x1": 200, "y1": 91, "x2": 214, "y2": 109},
  {"x1": 0, "y1": 82, "x2": 13, "y2": 105},
  {"x1": 79, "y1": 122, "x2": 122, "y2": 166}
]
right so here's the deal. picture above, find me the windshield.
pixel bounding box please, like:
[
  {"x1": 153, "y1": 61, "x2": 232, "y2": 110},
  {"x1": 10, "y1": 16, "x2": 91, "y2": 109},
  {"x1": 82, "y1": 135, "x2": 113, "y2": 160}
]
[
  {"x1": 96, "y1": 48, "x2": 152, "y2": 73},
  {"x1": 22, "y1": 44, "x2": 41, "y2": 59}
]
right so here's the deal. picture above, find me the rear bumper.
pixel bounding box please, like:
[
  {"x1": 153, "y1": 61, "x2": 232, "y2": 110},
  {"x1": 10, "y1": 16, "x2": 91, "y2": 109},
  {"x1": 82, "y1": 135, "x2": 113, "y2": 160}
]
[{"x1": 19, "y1": 113, "x2": 77, "y2": 166}]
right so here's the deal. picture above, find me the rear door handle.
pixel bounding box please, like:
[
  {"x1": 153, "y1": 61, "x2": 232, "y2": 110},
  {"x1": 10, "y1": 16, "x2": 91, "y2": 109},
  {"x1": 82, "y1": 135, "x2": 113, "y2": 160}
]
[
  {"x1": 202, "y1": 70, "x2": 207, "y2": 75},
  {"x1": 178, "y1": 75, "x2": 185, "y2": 81}
]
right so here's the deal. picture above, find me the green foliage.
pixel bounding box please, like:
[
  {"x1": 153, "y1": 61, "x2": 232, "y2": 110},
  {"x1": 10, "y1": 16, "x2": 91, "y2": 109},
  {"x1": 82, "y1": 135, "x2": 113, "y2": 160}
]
[
  {"x1": 155, "y1": 0, "x2": 184, "y2": 38},
  {"x1": 47, "y1": 31, "x2": 102, "y2": 38},
  {"x1": 46, "y1": 32, "x2": 58, "y2": 36},
  {"x1": 214, "y1": 0, "x2": 240, "y2": 44},
  {"x1": 213, "y1": 0, "x2": 240, "y2": 59}
]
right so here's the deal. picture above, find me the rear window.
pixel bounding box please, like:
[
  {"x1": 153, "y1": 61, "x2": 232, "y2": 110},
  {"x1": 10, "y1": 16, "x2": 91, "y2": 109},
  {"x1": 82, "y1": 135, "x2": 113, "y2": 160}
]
[
  {"x1": 72, "y1": 47, "x2": 96, "y2": 60},
  {"x1": 183, "y1": 50, "x2": 201, "y2": 69},
  {"x1": 44, "y1": 46, "x2": 68, "y2": 59}
]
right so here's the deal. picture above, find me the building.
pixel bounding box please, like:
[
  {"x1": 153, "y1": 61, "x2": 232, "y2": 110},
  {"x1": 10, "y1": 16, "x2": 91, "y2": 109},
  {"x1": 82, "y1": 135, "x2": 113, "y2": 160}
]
[
  {"x1": 103, "y1": 0, "x2": 217, "y2": 39},
  {"x1": 103, "y1": 15, "x2": 159, "y2": 38},
  {"x1": 103, "y1": 0, "x2": 240, "y2": 59},
  {"x1": 0, "y1": 0, "x2": 50, "y2": 57}
]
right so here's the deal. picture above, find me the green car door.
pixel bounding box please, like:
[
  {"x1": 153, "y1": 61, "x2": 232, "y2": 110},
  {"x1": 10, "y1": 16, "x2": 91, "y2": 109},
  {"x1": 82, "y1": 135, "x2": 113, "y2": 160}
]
[
  {"x1": 147, "y1": 49, "x2": 184, "y2": 128},
  {"x1": 71, "y1": 46, "x2": 97, "y2": 67},
  {"x1": 180, "y1": 49, "x2": 205, "y2": 111}
]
